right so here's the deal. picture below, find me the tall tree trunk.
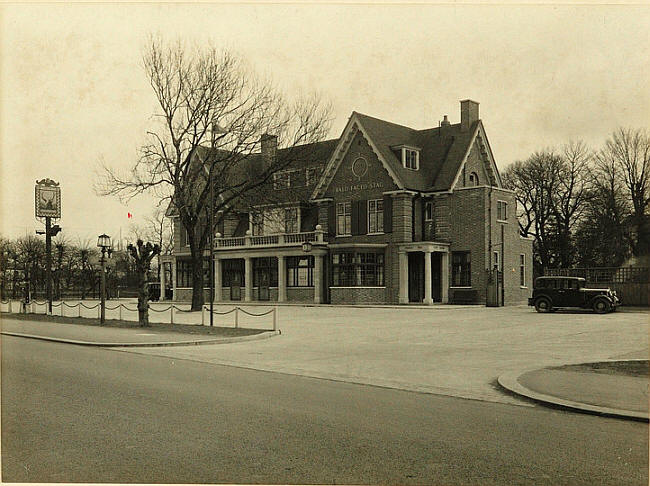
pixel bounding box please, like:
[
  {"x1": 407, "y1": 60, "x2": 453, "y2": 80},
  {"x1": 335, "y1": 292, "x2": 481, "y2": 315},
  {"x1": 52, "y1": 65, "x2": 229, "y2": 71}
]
[
  {"x1": 138, "y1": 271, "x2": 149, "y2": 326},
  {"x1": 190, "y1": 250, "x2": 204, "y2": 311}
]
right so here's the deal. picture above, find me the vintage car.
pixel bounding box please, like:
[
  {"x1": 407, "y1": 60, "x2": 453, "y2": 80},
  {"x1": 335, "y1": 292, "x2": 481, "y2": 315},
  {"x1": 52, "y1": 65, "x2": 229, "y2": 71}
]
[{"x1": 528, "y1": 276, "x2": 620, "y2": 313}]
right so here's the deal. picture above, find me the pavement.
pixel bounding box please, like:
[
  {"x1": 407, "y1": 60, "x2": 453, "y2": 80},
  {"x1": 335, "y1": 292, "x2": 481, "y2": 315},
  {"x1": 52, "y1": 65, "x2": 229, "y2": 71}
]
[{"x1": 1, "y1": 302, "x2": 648, "y2": 420}]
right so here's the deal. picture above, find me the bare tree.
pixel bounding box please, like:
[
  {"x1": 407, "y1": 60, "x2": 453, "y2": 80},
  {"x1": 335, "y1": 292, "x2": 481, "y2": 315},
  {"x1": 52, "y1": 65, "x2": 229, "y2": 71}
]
[
  {"x1": 503, "y1": 150, "x2": 564, "y2": 270},
  {"x1": 97, "y1": 38, "x2": 331, "y2": 310},
  {"x1": 596, "y1": 128, "x2": 650, "y2": 256},
  {"x1": 551, "y1": 141, "x2": 593, "y2": 267},
  {"x1": 126, "y1": 239, "x2": 161, "y2": 326}
]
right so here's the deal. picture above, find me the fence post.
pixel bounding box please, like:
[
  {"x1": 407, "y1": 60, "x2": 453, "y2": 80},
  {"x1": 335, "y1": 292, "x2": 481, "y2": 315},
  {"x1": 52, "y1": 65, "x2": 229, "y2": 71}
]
[
  {"x1": 273, "y1": 306, "x2": 278, "y2": 331},
  {"x1": 8, "y1": 300, "x2": 11, "y2": 313},
  {"x1": 78, "y1": 302, "x2": 81, "y2": 318},
  {"x1": 170, "y1": 305, "x2": 174, "y2": 325},
  {"x1": 234, "y1": 307, "x2": 239, "y2": 328},
  {"x1": 201, "y1": 305, "x2": 205, "y2": 326},
  {"x1": 119, "y1": 303, "x2": 122, "y2": 321}
]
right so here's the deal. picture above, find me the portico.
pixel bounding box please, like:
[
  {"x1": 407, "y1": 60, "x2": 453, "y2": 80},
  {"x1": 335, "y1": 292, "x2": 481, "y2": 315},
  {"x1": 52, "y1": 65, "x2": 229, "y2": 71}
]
[
  {"x1": 398, "y1": 242, "x2": 450, "y2": 305},
  {"x1": 213, "y1": 226, "x2": 328, "y2": 304}
]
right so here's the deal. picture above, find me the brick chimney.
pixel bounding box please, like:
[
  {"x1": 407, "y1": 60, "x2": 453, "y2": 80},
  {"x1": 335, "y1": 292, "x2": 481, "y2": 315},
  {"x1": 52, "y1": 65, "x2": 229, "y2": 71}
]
[
  {"x1": 260, "y1": 133, "x2": 277, "y2": 170},
  {"x1": 460, "y1": 99, "x2": 479, "y2": 132},
  {"x1": 440, "y1": 114, "x2": 451, "y2": 136}
]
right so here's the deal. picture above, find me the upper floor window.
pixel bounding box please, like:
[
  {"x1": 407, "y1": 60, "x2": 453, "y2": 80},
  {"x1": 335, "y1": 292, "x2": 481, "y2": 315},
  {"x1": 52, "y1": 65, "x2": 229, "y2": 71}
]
[
  {"x1": 336, "y1": 202, "x2": 352, "y2": 236},
  {"x1": 497, "y1": 200, "x2": 508, "y2": 222},
  {"x1": 402, "y1": 148, "x2": 419, "y2": 170},
  {"x1": 273, "y1": 169, "x2": 300, "y2": 190},
  {"x1": 368, "y1": 199, "x2": 384, "y2": 234},
  {"x1": 252, "y1": 207, "x2": 299, "y2": 235},
  {"x1": 424, "y1": 201, "x2": 433, "y2": 221},
  {"x1": 519, "y1": 254, "x2": 526, "y2": 287},
  {"x1": 469, "y1": 172, "x2": 479, "y2": 186}
]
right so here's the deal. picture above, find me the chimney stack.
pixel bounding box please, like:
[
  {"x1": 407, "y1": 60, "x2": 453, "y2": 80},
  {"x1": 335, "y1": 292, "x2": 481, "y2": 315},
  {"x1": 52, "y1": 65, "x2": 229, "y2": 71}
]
[
  {"x1": 440, "y1": 114, "x2": 451, "y2": 136},
  {"x1": 460, "y1": 99, "x2": 479, "y2": 132},
  {"x1": 260, "y1": 133, "x2": 277, "y2": 170}
]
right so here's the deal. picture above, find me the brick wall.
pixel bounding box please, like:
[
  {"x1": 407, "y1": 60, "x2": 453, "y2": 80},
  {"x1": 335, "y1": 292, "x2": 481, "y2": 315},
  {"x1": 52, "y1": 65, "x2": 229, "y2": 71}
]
[
  {"x1": 487, "y1": 188, "x2": 533, "y2": 304},
  {"x1": 330, "y1": 287, "x2": 387, "y2": 304},
  {"x1": 287, "y1": 287, "x2": 314, "y2": 302},
  {"x1": 448, "y1": 187, "x2": 488, "y2": 302}
]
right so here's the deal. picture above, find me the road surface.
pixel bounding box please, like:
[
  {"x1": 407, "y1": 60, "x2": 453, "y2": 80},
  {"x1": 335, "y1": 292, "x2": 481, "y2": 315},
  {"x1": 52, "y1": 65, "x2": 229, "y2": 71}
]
[{"x1": 2, "y1": 336, "x2": 647, "y2": 484}]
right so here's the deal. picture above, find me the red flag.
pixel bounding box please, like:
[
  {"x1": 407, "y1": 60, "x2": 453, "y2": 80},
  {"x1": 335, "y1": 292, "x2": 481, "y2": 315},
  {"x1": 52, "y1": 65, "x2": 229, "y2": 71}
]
[{"x1": 127, "y1": 212, "x2": 132, "y2": 219}]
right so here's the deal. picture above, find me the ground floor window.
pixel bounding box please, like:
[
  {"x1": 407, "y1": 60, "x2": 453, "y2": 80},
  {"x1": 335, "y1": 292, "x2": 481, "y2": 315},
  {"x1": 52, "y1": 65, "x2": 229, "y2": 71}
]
[
  {"x1": 451, "y1": 251, "x2": 471, "y2": 287},
  {"x1": 253, "y1": 257, "x2": 278, "y2": 287},
  {"x1": 287, "y1": 255, "x2": 314, "y2": 286},
  {"x1": 176, "y1": 259, "x2": 210, "y2": 287},
  {"x1": 332, "y1": 250, "x2": 384, "y2": 286},
  {"x1": 520, "y1": 254, "x2": 526, "y2": 287},
  {"x1": 222, "y1": 259, "x2": 245, "y2": 287}
]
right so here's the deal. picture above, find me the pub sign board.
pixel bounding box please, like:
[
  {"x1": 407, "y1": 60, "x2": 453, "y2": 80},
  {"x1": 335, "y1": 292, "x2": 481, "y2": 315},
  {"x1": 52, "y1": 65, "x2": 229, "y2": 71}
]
[{"x1": 35, "y1": 178, "x2": 61, "y2": 218}]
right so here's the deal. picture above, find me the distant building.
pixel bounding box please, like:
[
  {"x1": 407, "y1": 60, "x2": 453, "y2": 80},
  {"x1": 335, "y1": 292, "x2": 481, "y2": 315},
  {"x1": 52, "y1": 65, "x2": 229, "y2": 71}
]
[{"x1": 163, "y1": 100, "x2": 533, "y2": 305}]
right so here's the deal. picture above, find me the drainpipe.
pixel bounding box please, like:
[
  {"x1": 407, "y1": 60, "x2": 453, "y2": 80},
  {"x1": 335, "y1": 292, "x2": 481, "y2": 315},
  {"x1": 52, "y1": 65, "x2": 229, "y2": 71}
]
[{"x1": 486, "y1": 185, "x2": 492, "y2": 306}]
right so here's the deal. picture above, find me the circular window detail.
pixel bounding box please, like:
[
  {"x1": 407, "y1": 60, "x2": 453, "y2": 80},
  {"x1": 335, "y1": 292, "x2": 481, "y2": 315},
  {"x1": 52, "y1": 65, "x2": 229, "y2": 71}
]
[{"x1": 351, "y1": 157, "x2": 368, "y2": 180}]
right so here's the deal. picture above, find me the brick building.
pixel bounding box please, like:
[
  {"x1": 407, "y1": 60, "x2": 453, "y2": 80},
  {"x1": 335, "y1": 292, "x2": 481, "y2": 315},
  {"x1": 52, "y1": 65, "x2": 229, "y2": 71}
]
[{"x1": 163, "y1": 100, "x2": 533, "y2": 305}]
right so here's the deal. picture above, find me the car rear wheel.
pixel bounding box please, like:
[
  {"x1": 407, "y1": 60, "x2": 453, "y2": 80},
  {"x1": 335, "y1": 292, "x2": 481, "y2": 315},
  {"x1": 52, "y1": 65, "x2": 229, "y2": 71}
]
[
  {"x1": 593, "y1": 299, "x2": 611, "y2": 314},
  {"x1": 534, "y1": 297, "x2": 552, "y2": 313}
]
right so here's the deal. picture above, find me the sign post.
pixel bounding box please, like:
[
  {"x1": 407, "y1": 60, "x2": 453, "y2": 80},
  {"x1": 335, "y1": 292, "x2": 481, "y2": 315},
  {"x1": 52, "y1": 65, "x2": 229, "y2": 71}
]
[{"x1": 35, "y1": 179, "x2": 62, "y2": 314}]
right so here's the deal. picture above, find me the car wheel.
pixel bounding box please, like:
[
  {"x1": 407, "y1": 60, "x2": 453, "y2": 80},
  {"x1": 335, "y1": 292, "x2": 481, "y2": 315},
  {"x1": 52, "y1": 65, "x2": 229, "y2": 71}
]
[
  {"x1": 534, "y1": 297, "x2": 552, "y2": 313},
  {"x1": 593, "y1": 299, "x2": 611, "y2": 314}
]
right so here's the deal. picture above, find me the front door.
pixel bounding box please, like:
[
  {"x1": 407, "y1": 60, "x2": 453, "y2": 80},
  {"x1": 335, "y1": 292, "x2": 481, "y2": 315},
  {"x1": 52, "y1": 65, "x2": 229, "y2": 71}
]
[
  {"x1": 258, "y1": 270, "x2": 270, "y2": 301},
  {"x1": 431, "y1": 253, "x2": 442, "y2": 302},
  {"x1": 230, "y1": 271, "x2": 242, "y2": 301},
  {"x1": 408, "y1": 252, "x2": 424, "y2": 302}
]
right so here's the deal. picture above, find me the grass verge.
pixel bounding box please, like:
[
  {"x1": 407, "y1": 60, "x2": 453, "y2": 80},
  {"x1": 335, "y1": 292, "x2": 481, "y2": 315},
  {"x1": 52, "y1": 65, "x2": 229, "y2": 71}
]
[{"x1": 2, "y1": 313, "x2": 266, "y2": 337}]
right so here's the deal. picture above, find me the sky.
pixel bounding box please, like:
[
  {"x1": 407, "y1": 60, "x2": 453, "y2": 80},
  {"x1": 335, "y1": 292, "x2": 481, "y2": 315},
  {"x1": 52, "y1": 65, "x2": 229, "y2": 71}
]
[{"x1": 2, "y1": 2, "x2": 649, "y2": 245}]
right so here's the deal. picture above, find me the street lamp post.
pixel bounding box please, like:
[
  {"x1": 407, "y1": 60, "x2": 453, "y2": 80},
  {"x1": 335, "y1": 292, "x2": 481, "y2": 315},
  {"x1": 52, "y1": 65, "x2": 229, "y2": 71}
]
[{"x1": 97, "y1": 234, "x2": 112, "y2": 324}]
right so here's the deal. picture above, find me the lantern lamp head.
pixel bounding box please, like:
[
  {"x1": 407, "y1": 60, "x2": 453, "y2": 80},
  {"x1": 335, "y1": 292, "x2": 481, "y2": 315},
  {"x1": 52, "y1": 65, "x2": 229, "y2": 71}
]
[{"x1": 97, "y1": 234, "x2": 112, "y2": 249}]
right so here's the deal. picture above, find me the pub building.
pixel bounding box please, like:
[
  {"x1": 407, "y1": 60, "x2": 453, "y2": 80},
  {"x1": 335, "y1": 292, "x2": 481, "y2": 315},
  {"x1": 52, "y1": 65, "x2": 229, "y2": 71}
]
[{"x1": 163, "y1": 100, "x2": 533, "y2": 305}]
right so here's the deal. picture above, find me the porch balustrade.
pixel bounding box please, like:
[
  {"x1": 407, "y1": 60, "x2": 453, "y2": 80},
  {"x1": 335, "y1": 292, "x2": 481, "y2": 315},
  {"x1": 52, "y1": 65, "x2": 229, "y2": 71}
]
[{"x1": 215, "y1": 227, "x2": 325, "y2": 249}]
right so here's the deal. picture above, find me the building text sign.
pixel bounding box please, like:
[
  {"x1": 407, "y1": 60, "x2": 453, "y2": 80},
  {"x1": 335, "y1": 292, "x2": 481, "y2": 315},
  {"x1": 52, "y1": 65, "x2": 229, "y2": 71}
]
[
  {"x1": 35, "y1": 178, "x2": 61, "y2": 218},
  {"x1": 333, "y1": 181, "x2": 384, "y2": 194}
]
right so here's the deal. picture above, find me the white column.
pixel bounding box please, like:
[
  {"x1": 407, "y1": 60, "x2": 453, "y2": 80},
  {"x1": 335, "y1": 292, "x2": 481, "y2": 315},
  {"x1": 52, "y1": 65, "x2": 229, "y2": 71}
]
[
  {"x1": 313, "y1": 254, "x2": 323, "y2": 304},
  {"x1": 244, "y1": 257, "x2": 252, "y2": 302},
  {"x1": 277, "y1": 255, "x2": 286, "y2": 302},
  {"x1": 159, "y1": 261, "x2": 166, "y2": 300},
  {"x1": 171, "y1": 259, "x2": 177, "y2": 301},
  {"x1": 441, "y1": 251, "x2": 449, "y2": 304},
  {"x1": 398, "y1": 251, "x2": 409, "y2": 304},
  {"x1": 424, "y1": 250, "x2": 433, "y2": 305},
  {"x1": 214, "y1": 257, "x2": 222, "y2": 302}
]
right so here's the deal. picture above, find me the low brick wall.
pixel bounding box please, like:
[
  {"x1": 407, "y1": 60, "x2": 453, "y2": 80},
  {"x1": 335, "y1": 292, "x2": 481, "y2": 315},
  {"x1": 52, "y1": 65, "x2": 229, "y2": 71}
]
[
  {"x1": 286, "y1": 287, "x2": 314, "y2": 302},
  {"x1": 330, "y1": 287, "x2": 386, "y2": 304}
]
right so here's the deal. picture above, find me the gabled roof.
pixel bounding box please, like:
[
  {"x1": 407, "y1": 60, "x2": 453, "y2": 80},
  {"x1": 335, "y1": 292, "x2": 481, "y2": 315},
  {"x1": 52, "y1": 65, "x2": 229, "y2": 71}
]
[{"x1": 313, "y1": 111, "x2": 489, "y2": 197}]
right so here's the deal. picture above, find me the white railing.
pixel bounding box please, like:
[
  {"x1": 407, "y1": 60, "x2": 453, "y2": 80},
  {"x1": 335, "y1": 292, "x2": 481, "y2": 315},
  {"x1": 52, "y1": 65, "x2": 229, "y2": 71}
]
[{"x1": 216, "y1": 226, "x2": 325, "y2": 249}]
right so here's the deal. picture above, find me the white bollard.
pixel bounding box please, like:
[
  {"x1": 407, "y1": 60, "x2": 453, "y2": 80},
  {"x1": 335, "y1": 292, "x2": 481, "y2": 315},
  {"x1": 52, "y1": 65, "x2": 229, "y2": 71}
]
[
  {"x1": 273, "y1": 307, "x2": 278, "y2": 331},
  {"x1": 201, "y1": 305, "x2": 205, "y2": 326},
  {"x1": 119, "y1": 304, "x2": 122, "y2": 321},
  {"x1": 78, "y1": 302, "x2": 81, "y2": 318},
  {"x1": 234, "y1": 307, "x2": 239, "y2": 328}
]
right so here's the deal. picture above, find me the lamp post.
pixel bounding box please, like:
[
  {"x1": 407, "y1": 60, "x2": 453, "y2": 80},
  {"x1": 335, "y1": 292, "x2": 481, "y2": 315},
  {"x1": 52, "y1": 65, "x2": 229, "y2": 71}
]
[{"x1": 97, "y1": 234, "x2": 112, "y2": 324}]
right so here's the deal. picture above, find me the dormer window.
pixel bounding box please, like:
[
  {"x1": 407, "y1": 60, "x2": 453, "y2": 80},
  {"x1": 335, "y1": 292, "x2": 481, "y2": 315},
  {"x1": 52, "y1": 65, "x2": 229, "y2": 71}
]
[
  {"x1": 402, "y1": 148, "x2": 419, "y2": 170},
  {"x1": 469, "y1": 172, "x2": 479, "y2": 186}
]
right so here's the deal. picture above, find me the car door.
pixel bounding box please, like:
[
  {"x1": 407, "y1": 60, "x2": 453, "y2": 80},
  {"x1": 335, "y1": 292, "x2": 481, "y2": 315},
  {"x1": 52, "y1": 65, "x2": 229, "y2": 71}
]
[{"x1": 553, "y1": 279, "x2": 571, "y2": 307}]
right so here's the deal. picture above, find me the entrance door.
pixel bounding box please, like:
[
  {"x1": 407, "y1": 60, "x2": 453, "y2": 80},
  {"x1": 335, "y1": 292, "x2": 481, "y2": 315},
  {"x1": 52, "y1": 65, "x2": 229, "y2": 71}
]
[
  {"x1": 230, "y1": 271, "x2": 242, "y2": 301},
  {"x1": 258, "y1": 270, "x2": 270, "y2": 301},
  {"x1": 431, "y1": 253, "x2": 442, "y2": 302},
  {"x1": 408, "y1": 252, "x2": 424, "y2": 302}
]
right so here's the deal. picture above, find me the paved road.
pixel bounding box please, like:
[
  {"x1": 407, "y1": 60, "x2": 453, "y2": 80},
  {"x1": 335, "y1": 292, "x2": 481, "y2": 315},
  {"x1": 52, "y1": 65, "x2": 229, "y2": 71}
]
[
  {"x1": 2, "y1": 336, "x2": 647, "y2": 485},
  {"x1": 117, "y1": 305, "x2": 650, "y2": 404}
]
